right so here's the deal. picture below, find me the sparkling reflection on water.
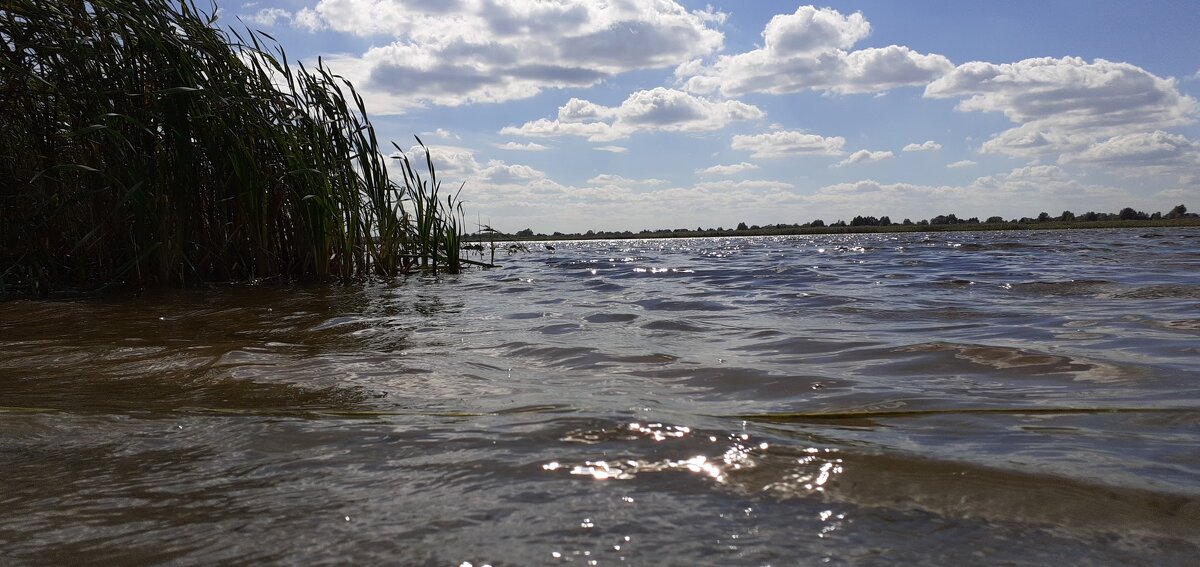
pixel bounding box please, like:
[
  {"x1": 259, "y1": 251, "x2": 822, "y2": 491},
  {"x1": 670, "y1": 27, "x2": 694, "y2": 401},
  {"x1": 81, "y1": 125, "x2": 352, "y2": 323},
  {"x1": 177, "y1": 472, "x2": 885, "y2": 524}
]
[{"x1": 2, "y1": 229, "x2": 1199, "y2": 565}]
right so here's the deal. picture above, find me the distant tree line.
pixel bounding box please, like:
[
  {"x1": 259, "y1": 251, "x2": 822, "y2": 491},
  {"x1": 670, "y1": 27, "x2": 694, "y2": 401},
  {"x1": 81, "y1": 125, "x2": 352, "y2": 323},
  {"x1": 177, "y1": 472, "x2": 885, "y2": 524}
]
[{"x1": 496, "y1": 204, "x2": 1196, "y2": 240}]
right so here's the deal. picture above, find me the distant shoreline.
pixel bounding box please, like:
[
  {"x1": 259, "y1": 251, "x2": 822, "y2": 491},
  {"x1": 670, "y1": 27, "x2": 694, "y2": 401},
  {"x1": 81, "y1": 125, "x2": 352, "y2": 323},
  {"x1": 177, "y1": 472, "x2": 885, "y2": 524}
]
[{"x1": 478, "y1": 218, "x2": 1200, "y2": 242}]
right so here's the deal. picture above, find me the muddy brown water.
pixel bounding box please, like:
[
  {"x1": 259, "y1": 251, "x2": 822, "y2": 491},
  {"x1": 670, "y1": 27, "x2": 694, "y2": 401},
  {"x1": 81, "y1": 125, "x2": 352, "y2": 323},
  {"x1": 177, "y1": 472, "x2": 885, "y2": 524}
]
[{"x1": 2, "y1": 228, "x2": 1199, "y2": 565}]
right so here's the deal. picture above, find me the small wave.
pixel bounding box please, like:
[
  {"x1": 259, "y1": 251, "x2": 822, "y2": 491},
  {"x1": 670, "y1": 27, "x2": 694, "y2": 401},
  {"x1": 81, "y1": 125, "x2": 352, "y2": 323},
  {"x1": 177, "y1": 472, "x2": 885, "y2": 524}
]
[
  {"x1": 734, "y1": 336, "x2": 875, "y2": 356},
  {"x1": 740, "y1": 444, "x2": 1200, "y2": 542},
  {"x1": 505, "y1": 312, "x2": 546, "y2": 320},
  {"x1": 550, "y1": 259, "x2": 605, "y2": 269},
  {"x1": 635, "y1": 299, "x2": 734, "y2": 312},
  {"x1": 543, "y1": 414, "x2": 1200, "y2": 543},
  {"x1": 631, "y1": 367, "x2": 831, "y2": 401},
  {"x1": 629, "y1": 266, "x2": 696, "y2": 275},
  {"x1": 583, "y1": 280, "x2": 626, "y2": 292},
  {"x1": 504, "y1": 345, "x2": 603, "y2": 369},
  {"x1": 894, "y1": 341, "x2": 1135, "y2": 383},
  {"x1": 746, "y1": 329, "x2": 785, "y2": 339},
  {"x1": 1006, "y1": 279, "x2": 1117, "y2": 297},
  {"x1": 955, "y1": 241, "x2": 1039, "y2": 251},
  {"x1": 641, "y1": 319, "x2": 710, "y2": 333},
  {"x1": 769, "y1": 292, "x2": 857, "y2": 308},
  {"x1": 1114, "y1": 284, "x2": 1200, "y2": 300},
  {"x1": 504, "y1": 343, "x2": 677, "y2": 369},
  {"x1": 309, "y1": 315, "x2": 364, "y2": 331},
  {"x1": 1149, "y1": 319, "x2": 1200, "y2": 333},
  {"x1": 533, "y1": 323, "x2": 581, "y2": 335},
  {"x1": 835, "y1": 306, "x2": 993, "y2": 324},
  {"x1": 583, "y1": 313, "x2": 638, "y2": 324},
  {"x1": 547, "y1": 420, "x2": 770, "y2": 485},
  {"x1": 934, "y1": 278, "x2": 977, "y2": 287},
  {"x1": 739, "y1": 405, "x2": 1192, "y2": 423}
]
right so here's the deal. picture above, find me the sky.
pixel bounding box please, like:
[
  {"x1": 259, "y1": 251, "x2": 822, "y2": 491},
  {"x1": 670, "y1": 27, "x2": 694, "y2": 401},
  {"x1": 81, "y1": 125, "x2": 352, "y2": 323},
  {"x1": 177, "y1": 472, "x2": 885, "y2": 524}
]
[{"x1": 231, "y1": 0, "x2": 1200, "y2": 234}]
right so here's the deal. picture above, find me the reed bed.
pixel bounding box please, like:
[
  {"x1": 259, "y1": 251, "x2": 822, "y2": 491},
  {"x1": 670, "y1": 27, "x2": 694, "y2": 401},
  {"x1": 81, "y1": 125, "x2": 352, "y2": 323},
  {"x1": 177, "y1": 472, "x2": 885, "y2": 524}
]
[{"x1": 0, "y1": 0, "x2": 466, "y2": 295}]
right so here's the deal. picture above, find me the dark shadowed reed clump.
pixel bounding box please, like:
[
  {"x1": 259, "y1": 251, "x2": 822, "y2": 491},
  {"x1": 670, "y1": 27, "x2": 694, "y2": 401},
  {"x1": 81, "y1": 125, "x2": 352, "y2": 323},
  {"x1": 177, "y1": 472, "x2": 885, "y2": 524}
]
[{"x1": 0, "y1": 0, "x2": 466, "y2": 295}]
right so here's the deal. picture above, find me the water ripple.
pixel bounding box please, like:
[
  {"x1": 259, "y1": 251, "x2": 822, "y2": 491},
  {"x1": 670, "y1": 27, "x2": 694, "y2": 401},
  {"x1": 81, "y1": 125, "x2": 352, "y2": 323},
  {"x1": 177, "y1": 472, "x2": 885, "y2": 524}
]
[{"x1": 3, "y1": 228, "x2": 1199, "y2": 563}]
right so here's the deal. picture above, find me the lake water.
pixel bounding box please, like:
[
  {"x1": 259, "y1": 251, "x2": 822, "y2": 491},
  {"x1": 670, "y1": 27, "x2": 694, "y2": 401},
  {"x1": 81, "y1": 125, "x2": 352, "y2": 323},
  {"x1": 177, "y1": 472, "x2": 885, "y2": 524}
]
[{"x1": 2, "y1": 228, "x2": 1198, "y2": 565}]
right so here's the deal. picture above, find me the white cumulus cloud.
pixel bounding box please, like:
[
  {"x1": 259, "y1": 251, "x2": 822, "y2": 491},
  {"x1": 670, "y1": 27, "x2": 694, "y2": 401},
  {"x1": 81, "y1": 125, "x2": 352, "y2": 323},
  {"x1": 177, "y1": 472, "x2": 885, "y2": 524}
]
[
  {"x1": 730, "y1": 130, "x2": 845, "y2": 159},
  {"x1": 697, "y1": 162, "x2": 760, "y2": 176},
  {"x1": 902, "y1": 140, "x2": 942, "y2": 152},
  {"x1": 292, "y1": 8, "x2": 324, "y2": 31},
  {"x1": 587, "y1": 174, "x2": 669, "y2": 187},
  {"x1": 833, "y1": 149, "x2": 894, "y2": 168},
  {"x1": 501, "y1": 88, "x2": 764, "y2": 141},
  {"x1": 495, "y1": 141, "x2": 549, "y2": 151},
  {"x1": 292, "y1": 0, "x2": 726, "y2": 112},
  {"x1": 395, "y1": 144, "x2": 549, "y2": 188},
  {"x1": 925, "y1": 57, "x2": 1199, "y2": 161},
  {"x1": 243, "y1": 7, "x2": 292, "y2": 26},
  {"x1": 679, "y1": 6, "x2": 953, "y2": 96},
  {"x1": 693, "y1": 179, "x2": 795, "y2": 191},
  {"x1": 970, "y1": 165, "x2": 1077, "y2": 195},
  {"x1": 1060, "y1": 130, "x2": 1200, "y2": 174},
  {"x1": 421, "y1": 128, "x2": 460, "y2": 140}
]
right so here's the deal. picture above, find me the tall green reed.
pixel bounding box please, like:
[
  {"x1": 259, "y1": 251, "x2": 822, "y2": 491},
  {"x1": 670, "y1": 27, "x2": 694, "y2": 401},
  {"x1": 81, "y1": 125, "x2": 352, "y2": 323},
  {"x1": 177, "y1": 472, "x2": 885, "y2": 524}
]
[
  {"x1": 0, "y1": 0, "x2": 465, "y2": 294},
  {"x1": 392, "y1": 139, "x2": 465, "y2": 276}
]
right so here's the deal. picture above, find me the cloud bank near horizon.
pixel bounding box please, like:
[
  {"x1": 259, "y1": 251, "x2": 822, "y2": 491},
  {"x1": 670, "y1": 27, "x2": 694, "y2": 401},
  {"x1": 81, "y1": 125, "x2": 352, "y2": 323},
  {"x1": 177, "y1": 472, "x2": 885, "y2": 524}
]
[{"x1": 240, "y1": 1, "x2": 1198, "y2": 232}]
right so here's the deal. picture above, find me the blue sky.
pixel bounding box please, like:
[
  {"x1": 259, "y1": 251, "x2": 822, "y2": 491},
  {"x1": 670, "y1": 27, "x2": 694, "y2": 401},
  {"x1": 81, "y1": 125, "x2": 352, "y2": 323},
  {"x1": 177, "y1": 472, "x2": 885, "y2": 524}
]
[{"x1": 233, "y1": 1, "x2": 1200, "y2": 233}]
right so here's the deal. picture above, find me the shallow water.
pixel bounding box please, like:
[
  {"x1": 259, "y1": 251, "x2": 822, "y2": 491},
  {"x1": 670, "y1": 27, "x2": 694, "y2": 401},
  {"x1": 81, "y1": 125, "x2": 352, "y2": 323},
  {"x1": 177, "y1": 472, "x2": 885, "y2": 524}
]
[{"x1": 2, "y1": 228, "x2": 1199, "y2": 565}]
